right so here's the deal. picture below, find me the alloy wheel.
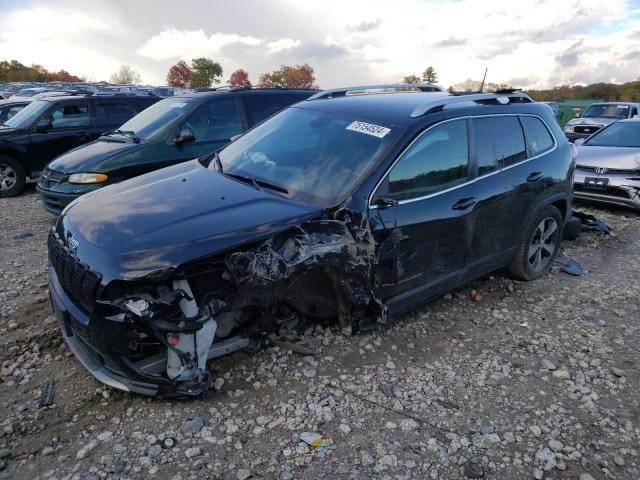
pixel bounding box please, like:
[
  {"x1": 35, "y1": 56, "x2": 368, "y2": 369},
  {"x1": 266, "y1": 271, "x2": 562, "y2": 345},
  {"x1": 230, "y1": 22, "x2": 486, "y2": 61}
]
[
  {"x1": 0, "y1": 163, "x2": 17, "y2": 192},
  {"x1": 528, "y1": 217, "x2": 559, "y2": 273}
]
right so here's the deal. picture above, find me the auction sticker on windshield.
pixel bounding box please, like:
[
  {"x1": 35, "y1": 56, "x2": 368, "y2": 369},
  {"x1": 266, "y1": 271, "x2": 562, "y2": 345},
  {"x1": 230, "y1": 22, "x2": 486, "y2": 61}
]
[{"x1": 346, "y1": 121, "x2": 391, "y2": 138}]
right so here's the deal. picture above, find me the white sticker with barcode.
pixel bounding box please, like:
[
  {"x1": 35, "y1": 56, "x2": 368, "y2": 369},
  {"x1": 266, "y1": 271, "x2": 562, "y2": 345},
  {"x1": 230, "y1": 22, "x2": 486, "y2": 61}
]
[{"x1": 346, "y1": 121, "x2": 390, "y2": 138}]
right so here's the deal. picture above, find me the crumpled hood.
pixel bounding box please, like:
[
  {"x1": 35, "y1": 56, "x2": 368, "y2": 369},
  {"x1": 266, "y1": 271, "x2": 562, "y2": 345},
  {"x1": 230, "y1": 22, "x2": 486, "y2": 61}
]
[
  {"x1": 576, "y1": 145, "x2": 640, "y2": 169},
  {"x1": 566, "y1": 117, "x2": 617, "y2": 127},
  {"x1": 58, "y1": 160, "x2": 323, "y2": 282},
  {"x1": 48, "y1": 139, "x2": 142, "y2": 173}
]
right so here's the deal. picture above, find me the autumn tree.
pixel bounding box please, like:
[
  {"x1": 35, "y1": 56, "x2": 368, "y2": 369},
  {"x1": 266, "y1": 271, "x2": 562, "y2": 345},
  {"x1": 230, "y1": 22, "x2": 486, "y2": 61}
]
[
  {"x1": 258, "y1": 64, "x2": 316, "y2": 89},
  {"x1": 109, "y1": 65, "x2": 141, "y2": 84},
  {"x1": 229, "y1": 69, "x2": 251, "y2": 87},
  {"x1": 166, "y1": 61, "x2": 193, "y2": 87},
  {"x1": 49, "y1": 70, "x2": 82, "y2": 82},
  {"x1": 402, "y1": 74, "x2": 421, "y2": 84},
  {"x1": 190, "y1": 58, "x2": 223, "y2": 88},
  {"x1": 422, "y1": 66, "x2": 438, "y2": 83}
]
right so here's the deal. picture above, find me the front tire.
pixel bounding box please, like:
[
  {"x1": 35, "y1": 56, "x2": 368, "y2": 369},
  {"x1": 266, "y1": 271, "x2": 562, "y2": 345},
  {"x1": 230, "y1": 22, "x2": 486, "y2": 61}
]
[
  {"x1": 509, "y1": 205, "x2": 563, "y2": 280},
  {"x1": 0, "y1": 155, "x2": 26, "y2": 197}
]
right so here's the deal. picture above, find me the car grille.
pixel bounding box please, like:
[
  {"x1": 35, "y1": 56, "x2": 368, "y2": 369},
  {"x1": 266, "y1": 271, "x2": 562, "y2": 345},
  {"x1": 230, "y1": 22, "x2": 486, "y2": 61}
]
[
  {"x1": 576, "y1": 165, "x2": 640, "y2": 176},
  {"x1": 48, "y1": 230, "x2": 101, "y2": 312},
  {"x1": 39, "y1": 168, "x2": 66, "y2": 188},
  {"x1": 574, "y1": 125, "x2": 602, "y2": 135},
  {"x1": 574, "y1": 184, "x2": 631, "y2": 199}
]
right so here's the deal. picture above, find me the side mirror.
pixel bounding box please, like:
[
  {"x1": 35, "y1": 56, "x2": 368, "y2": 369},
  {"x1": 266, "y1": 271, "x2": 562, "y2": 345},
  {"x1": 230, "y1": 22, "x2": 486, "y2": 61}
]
[
  {"x1": 574, "y1": 138, "x2": 585, "y2": 146},
  {"x1": 35, "y1": 118, "x2": 52, "y2": 133},
  {"x1": 174, "y1": 128, "x2": 195, "y2": 144},
  {"x1": 373, "y1": 197, "x2": 398, "y2": 209}
]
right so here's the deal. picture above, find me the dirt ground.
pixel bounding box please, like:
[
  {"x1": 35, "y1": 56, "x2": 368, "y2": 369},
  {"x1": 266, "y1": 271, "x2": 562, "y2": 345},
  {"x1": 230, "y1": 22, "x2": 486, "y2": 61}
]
[{"x1": 0, "y1": 186, "x2": 638, "y2": 480}]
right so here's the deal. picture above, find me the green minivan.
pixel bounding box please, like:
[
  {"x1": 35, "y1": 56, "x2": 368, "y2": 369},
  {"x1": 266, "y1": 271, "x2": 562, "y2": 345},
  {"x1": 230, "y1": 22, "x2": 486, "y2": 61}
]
[{"x1": 37, "y1": 88, "x2": 315, "y2": 214}]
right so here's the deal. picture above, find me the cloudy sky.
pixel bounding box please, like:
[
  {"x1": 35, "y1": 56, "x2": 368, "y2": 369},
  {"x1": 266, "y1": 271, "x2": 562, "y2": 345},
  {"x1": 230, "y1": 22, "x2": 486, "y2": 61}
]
[{"x1": 1, "y1": 0, "x2": 640, "y2": 89}]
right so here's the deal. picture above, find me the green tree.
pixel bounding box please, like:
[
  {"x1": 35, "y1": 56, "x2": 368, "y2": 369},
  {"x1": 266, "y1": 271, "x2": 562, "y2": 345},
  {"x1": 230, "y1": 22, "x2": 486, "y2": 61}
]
[
  {"x1": 190, "y1": 58, "x2": 223, "y2": 88},
  {"x1": 422, "y1": 66, "x2": 438, "y2": 83},
  {"x1": 258, "y1": 64, "x2": 316, "y2": 89}
]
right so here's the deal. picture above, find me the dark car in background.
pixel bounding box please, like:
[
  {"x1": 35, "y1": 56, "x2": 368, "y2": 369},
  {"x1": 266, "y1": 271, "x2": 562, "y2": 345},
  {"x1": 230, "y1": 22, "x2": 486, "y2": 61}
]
[
  {"x1": 0, "y1": 94, "x2": 159, "y2": 197},
  {"x1": 47, "y1": 85, "x2": 574, "y2": 396},
  {"x1": 37, "y1": 87, "x2": 315, "y2": 214}
]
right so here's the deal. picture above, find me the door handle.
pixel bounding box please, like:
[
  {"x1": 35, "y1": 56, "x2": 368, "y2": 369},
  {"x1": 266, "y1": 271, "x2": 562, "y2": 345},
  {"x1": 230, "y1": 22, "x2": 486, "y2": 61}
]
[
  {"x1": 527, "y1": 172, "x2": 544, "y2": 182},
  {"x1": 452, "y1": 197, "x2": 477, "y2": 210}
]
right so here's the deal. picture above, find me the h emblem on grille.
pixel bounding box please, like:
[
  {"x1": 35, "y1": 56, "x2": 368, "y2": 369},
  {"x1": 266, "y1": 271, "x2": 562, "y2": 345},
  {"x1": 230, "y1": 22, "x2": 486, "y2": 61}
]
[
  {"x1": 594, "y1": 167, "x2": 608, "y2": 175},
  {"x1": 67, "y1": 234, "x2": 80, "y2": 252}
]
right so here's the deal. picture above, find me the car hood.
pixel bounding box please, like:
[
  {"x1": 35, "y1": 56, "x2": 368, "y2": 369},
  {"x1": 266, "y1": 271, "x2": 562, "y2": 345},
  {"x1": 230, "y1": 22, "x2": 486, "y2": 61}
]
[
  {"x1": 576, "y1": 145, "x2": 640, "y2": 169},
  {"x1": 567, "y1": 117, "x2": 618, "y2": 127},
  {"x1": 58, "y1": 160, "x2": 323, "y2": 282},
  {"x1": 48, "y1": 139, "x2": 143, "y2": 173}
]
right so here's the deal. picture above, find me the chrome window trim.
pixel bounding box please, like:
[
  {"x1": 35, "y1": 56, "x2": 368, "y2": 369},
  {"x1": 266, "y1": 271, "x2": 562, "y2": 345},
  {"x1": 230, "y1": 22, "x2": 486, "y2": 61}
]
[{"x1": 369, "y1": 113, "x2": 558, "y2": 208}]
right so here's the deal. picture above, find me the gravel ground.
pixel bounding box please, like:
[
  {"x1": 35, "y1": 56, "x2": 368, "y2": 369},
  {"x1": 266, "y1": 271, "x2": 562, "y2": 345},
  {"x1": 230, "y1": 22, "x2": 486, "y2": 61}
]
[{"x1": 0, "y1": 187, "x2": 638, "y2": 480}]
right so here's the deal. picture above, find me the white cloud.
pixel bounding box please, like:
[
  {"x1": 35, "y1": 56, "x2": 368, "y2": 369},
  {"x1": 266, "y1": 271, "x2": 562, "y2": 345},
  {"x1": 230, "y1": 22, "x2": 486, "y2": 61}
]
[
  {"x1": 137, "y1": 29, "x2": 263, "y2": 61},
  {"x1": 266, "y1": 38, "x2": 301, "y2": 53}
]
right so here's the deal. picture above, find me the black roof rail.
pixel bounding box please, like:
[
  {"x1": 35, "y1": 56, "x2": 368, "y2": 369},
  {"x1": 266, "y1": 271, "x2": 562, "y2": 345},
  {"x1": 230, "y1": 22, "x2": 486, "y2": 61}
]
[
  {"x1": 307, "y1": 83, "x2": 442, "y2": 100},
  {"x1": 410, "y1": 92, "x2": 534, "y2": 117}
]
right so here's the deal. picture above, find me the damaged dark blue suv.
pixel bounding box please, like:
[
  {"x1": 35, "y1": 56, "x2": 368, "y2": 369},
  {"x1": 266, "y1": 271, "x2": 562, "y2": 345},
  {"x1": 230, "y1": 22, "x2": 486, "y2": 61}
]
[{"x1": 47, "y1": 84, "x2": 574, "y2": 397}]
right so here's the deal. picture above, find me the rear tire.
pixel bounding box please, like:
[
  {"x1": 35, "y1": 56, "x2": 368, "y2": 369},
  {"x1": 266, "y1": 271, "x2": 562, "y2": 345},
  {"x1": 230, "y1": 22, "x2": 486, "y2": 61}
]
[
  {"x1": 509, "y1": 205, "x2": 563, "y2": 281},
  {"x1": 0, "y1": 155, "x2": 26, "y2": 197}
]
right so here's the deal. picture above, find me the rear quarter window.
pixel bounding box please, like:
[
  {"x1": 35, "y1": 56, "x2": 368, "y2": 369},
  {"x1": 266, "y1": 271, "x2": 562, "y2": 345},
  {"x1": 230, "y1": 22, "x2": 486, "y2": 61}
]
[
  {"x1": 520, "y1": 116, "x2": 555, "y2": 157},
  {"x1": 473, "y1": 116, "x2": 526, "y2": 173}
]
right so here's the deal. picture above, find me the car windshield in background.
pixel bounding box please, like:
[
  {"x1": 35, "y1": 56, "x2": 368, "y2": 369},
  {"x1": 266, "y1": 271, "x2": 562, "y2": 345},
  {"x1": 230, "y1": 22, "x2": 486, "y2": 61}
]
[
  {"x1": 213, "y1": 107, "x2": 401, "y2": 206},
  {"x1": 1, "y1": 100, "x2": 50, "y2": 129},
  {"x1": 104, "y1": 97, "x2": 193, "y2": 140},
  {"x1": 585, "y1": 122, "x2": 640, "y2": 148},
  {"x1": 582, "y1": 104, "x2": 630, "y2": 119}
]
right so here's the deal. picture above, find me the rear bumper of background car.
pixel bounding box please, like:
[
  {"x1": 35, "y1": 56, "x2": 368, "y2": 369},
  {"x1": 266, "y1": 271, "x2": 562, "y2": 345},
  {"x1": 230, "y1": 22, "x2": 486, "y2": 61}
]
[{"x1": 573, "y1": 170, "x2": 640, "y2": 210}]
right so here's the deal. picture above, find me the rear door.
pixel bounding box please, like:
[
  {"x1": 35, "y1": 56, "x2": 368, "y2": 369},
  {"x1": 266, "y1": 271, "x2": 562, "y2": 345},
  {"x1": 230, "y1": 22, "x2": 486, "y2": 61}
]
[
  {"x1": 466, "y1": 115, "x2": 527, "y2": 274},
  {"x1": 28, "y1": 100, "x2": 91, "y2": 172},
  {"x1": 371, "y1": 118, "x2": 476, "y2": 303}
]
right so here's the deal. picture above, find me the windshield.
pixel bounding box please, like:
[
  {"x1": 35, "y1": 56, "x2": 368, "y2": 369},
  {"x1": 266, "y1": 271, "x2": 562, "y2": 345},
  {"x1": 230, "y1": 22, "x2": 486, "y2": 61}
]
[
  {"x1": 582, "y1": 104, "x2": 630, "y2": 119},
  {"x1": 109, "y1": 97, "x2": 194, "y2": 140},
  {"x1": 585, "y1": 122, "x2": 640, "y2": 148},
  {"x1": 2, "y1": 100, "x2": 50, "y2": 129},
  {"x1": 212, "y1": 107, "x2": 402, "y2": 206}
]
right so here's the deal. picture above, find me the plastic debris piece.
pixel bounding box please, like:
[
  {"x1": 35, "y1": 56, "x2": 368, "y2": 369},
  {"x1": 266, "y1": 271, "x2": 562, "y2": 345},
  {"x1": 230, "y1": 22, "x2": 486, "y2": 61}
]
[
  {"x1": 300, "y1": 432, "x2": 334, "y2": 451},
  {"x1": 162, "y1": 437, "x2": 177, "y2": 449},
  {"x1": 571, "y1": 210, "x2": 611, "y2": 234},
  {"x1": 38, "y1": 380, "x2": 55, "y2": 408},
  {"x1": 561, "y1": 259, "x2": 583, "y2": 276}
]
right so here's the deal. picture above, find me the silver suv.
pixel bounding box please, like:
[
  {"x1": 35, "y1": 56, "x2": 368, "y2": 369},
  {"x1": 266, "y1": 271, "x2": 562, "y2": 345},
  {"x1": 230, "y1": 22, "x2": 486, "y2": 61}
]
[{"x1": 564, "y1": 102, "x2": 640, "y2": 142}]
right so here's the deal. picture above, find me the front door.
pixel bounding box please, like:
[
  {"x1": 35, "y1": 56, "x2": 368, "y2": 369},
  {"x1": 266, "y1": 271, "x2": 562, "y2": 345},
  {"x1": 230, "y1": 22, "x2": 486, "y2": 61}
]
[
  {"x1": 29, "y1": 100, "x2": 91, "y2": 172},
  {"x1": 370, "y1": 118, "x2": 475, "y2": 304}
]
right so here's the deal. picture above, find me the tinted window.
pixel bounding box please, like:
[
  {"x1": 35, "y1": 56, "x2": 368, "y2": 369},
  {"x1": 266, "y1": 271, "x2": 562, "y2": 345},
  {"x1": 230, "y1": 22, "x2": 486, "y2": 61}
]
[
  {"x1": 182, "y1": 98, "x2": 243, "y2": 142},
  {"x1": 244, "y1": 94, "x2": 304, "y2": 125},
  {"x1": 95, "y1": 101, "x2": 135, "y2": 126},
  {"x1": 585, "y1": 121, "x2": 640, "y2": 148},
  {"x1": 47, "y1": 102, "x2": 89, "y2": 129},
  {"x1": 473, "y1": 116, "x2": 526, "y2": 174},
  {"x1": 381, "y1": 119, "x2": 469, "y2": 202},
  {"x1": 520, "y1": 116, "x2": 554, "y2": 156}
]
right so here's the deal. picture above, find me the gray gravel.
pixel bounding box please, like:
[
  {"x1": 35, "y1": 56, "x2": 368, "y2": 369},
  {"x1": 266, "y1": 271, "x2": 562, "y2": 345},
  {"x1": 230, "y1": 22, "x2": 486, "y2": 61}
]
[{"x1": 0, "y1": 190, "x2": 639, "y2": 479}]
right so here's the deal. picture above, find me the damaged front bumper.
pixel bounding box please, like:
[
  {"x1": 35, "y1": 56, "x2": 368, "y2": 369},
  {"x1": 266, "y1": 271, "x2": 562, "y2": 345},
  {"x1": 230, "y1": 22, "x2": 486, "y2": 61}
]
[
  {"x1": 49, "y1": 264, "x2": 250, "y2": 397},
  {"x1": 573, "y1": 169, "x2": 640, "y2": 210}
]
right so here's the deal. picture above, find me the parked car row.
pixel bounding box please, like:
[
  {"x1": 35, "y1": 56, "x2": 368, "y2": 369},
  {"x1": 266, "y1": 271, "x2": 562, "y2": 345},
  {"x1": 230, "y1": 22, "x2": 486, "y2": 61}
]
[
  {"x1": 42, "y1": 83, "x2": 578, "y2": 396},
  {"x1": 0, "y1": 81, "x2": 182, "y2": 100}
]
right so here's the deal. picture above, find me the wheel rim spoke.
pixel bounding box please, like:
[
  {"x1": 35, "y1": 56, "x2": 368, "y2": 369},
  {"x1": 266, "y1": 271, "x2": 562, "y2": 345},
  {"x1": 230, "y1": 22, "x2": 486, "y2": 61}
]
[
  {"x1": 528, "y1": 217, "x2": 558, "y2": 271},
  {"x1": 542, "y1": 220, "x2": 557, "y2": 241}
]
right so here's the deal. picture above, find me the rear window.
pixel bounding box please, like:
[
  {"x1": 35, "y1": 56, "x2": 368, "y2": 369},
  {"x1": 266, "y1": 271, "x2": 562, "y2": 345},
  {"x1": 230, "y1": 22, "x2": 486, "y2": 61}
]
[
  {"x1": 520, "y1": 116, "x2": 554, "y2": 157},
  {"x1": 244, "y1": 94, "x2": 307, "y2": 126},
  {"x1": 473, "y1": 116, "x2": 526, "y2": 174}
]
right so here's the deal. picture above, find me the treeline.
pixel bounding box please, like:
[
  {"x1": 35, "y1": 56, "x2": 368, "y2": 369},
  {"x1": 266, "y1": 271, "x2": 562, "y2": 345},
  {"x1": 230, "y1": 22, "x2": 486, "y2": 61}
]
[
  {"x1": 526, "y1": 80, "x2": 640, "y2": 102},
  {"x1": 0, "y1": 60, "x2": 85, "y2": 83}
]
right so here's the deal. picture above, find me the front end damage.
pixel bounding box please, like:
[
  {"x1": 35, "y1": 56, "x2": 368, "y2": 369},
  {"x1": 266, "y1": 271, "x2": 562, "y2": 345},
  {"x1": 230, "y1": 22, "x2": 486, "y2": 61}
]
[{"x1": 49, "y1": 209, "x2": 386, "y2": 397}]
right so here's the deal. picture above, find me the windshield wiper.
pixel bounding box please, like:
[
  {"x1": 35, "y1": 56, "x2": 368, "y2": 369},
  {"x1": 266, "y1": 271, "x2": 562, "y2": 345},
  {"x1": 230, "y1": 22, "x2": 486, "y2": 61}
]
[
  {"x1": 224, "y1": 172, "x2": 289, "y2": 194},
  {"x1": 102, "y1": 130, "x2": 140, "y2": 143}
]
